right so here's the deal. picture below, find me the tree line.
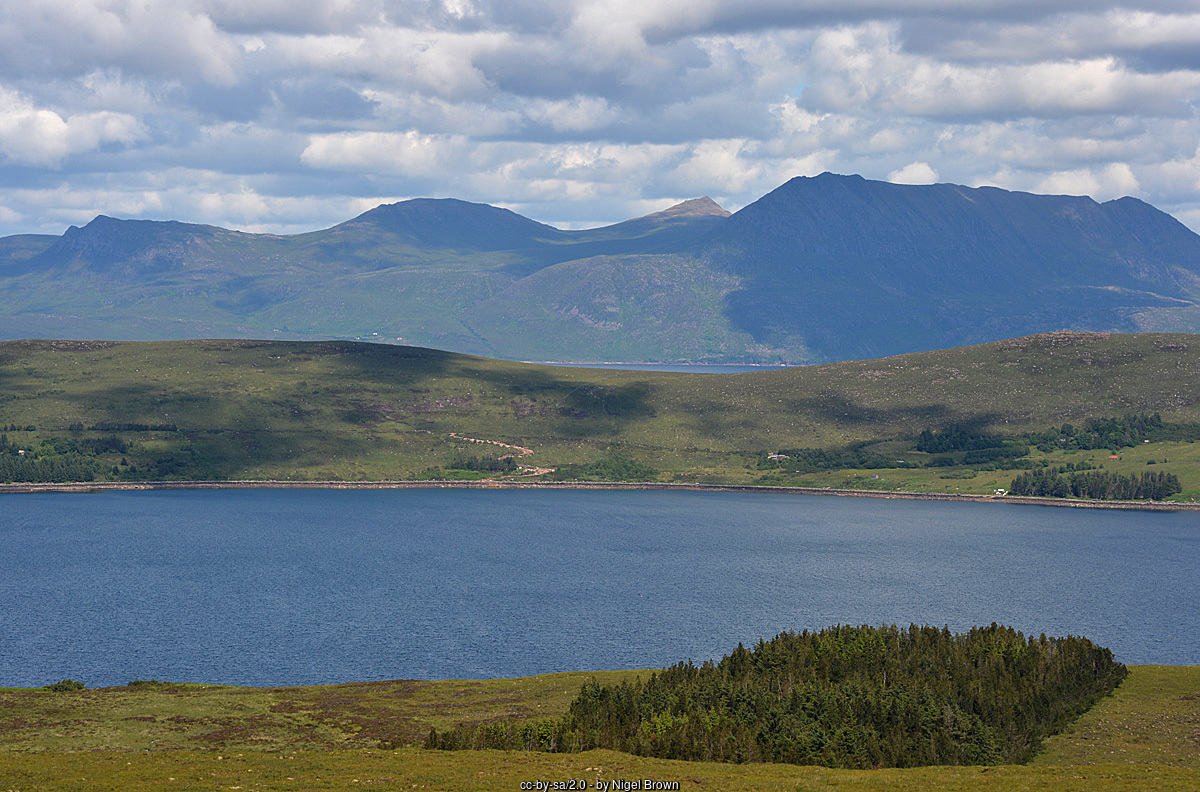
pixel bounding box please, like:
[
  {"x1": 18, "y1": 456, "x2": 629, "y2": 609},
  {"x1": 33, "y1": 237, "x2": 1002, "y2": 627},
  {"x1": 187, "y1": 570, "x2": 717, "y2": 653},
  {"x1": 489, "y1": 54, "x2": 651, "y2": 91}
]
[
  {"x1": 549, "y1": 452, "x2": 658, "y2": 482},
  {"x1": 919, "y1": 414, "x2": 1200, "y2": 457},
  {"x1": 758, "y1": 445, "x2": 919, "y2": 472},
  {"x1": 1027, "y1": 413, "x2": 1200, "y2": 452},
  {"x1": 425, "y1": 624, "x2": 1126, "y2": 769},
  {"x1": 85, "y1": 421, "x2": 178, "y2": 432},
  {"x1": 754, "y1": 413, "x2": 1199, "y2": 481},
  {"x1": 916, "y1": 426, "x2": 1007, "y2": 454},
  {"x1": 0, "y1": 453, "x2": 96, "y2": 483},
  {"x1": 1009, "y1": 468, "x2": 1181, "y2": 500}
]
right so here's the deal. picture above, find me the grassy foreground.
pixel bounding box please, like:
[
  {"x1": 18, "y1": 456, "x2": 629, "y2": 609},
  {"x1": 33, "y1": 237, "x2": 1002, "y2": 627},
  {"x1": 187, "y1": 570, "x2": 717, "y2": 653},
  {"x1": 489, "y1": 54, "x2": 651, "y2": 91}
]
[
  {"x1": 0, "y1": 666, "x2": 1196, "y2": 791},
  {"x1": 4, "y1": 331, "x2": 1200, "y2": 501}
]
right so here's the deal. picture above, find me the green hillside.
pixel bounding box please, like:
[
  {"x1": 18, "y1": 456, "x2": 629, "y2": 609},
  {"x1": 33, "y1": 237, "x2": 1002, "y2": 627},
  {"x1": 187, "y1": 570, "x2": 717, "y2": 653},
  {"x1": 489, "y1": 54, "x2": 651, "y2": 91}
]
[
  {"x1": 2, "y1": 331, "x2": 1200, "y2": 500},
  {"x1": 1, "y1": 665, "x2": 1197, "y2": 791}
]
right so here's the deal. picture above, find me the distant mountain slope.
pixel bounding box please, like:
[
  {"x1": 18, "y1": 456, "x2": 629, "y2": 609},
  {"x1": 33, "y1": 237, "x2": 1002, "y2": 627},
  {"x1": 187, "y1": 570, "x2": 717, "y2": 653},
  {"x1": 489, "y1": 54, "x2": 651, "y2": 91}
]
[
  {"x1": 570, "y1": 196, "x2": 729, "y2": 241},
  {"x1": 461, "y1": 253, "x2": 803, "y2": 363},
  {"x1": 0, "y1": 234, "x2": 56, "y2": 269},
  {"x1": 704, "y1": 174, "x2": 1200, "y2": 361},
  {"x1": 343, "y1": 198, "x2": 565, "y2": 251},
  {"x1": 2, "y1": 175, "x2": 1199, "y2": 363}
]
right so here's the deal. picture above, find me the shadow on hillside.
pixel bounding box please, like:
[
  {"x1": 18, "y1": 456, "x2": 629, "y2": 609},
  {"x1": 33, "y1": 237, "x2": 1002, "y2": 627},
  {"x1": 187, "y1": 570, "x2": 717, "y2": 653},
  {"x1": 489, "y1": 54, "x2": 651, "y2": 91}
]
[
  {"x1": 48, "y1": 373, "x2": 408, "y2": 478},
  {"x1": 789, "y1": 391, "x2": 1003, "y2": 431},
  {"x1": 267, "y1": 340, "x2": 659, "y2": 439},
  {"x1": 682, "y1": 388, "x2": 1006, "y2": 446}
]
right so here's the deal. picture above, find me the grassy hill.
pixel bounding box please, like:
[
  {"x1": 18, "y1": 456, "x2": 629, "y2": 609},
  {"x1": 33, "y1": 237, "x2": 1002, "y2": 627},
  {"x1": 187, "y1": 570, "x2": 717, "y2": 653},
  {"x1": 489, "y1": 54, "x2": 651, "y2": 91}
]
[
  {"x1": 2, "y1": 331, "x2": 1200, "y2": 499},
  {"x1": 1, "y1": 665, "x2": 1197, "y2": 790}
]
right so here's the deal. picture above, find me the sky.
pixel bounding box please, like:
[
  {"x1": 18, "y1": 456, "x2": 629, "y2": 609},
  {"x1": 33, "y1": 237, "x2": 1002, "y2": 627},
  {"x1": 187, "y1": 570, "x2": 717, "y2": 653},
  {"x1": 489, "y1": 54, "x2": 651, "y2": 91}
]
[{"x1": 2, "y1": 0, "x2": 1200, "y2": 236}]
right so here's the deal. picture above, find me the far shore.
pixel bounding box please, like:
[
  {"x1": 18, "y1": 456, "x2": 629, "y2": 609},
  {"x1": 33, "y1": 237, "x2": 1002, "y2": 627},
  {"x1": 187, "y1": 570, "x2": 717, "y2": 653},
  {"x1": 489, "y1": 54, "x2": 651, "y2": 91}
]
[{"x1": 2, "y1": 478, "x2": 1198, "y2": 510}]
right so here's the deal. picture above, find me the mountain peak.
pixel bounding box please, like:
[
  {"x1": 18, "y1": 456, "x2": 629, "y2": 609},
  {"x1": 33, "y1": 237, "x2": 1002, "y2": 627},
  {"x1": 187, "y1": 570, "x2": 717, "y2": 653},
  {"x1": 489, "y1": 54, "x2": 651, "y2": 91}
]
[
  {"x1": 345, "y1": 197, "x2": 562, "y2": 251},
  {"x1": 648, "y1": 197, "x2": 730, "y2": 220}
]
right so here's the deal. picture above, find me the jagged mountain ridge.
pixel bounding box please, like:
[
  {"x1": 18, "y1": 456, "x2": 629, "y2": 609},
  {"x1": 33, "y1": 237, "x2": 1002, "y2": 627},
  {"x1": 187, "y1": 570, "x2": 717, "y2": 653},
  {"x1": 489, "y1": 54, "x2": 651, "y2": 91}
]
[{"x1": 2, "y1": 174, "x2": 1199, "y2": 363}]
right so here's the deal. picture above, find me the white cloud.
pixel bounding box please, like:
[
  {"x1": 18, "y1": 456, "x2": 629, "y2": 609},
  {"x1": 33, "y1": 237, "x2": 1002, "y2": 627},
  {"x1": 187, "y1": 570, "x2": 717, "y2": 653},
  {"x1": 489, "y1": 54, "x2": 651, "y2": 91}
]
[
  {"x1": 888, "y1": 161, "x2": 938, "y2": 184},
  {"x1": 771, "y1": 151, "x2": 838, "y2": 184},
  {"x1": 2, "y1": 177, "x2": 401, "y2": 235},
  {"x1": 666, "y1": 138, "x2": 763, "y2": 194},
  {"x1": 1175, "y1": 208, "x2": 1200, "y2": 229},
  {"x1": 267, "y1": 27, "x2": 511, "y2": 99},
  {"x1": 441, "y1": 0, "x2": 481, "y2": 21},
  {"x1": 1, "y1": 0, "x2": 1200, "y2": 237},
  {"x1": 363, "y1": 89, "x2": 521, "y2": 136},
  {"x1": 807, "y1": 23, "x2": 1200, "y2": 119},
  {"x1": 0, "y1": 85, "x2": 144, "y2": 167},
  {"x1": 773, "y1": 102, "x2": 827, "y2": 135},
  {"x1": 525, "y1": 96, "x2": 617, "y2": 133},
  {"x1": 0, "y1": 0, "x2": 243, "y2": 84},
  {"x1": 1036, "y1": 162, "x2": 1140, "y2": 199},
  {"x1": 202, "y1": 0, "x2": 376, "y2": 34},
  {"x1": 300, "y1": 130, "x2": 466, "y2": 175},
  {"x1": 925, "y1": 10, "x2": 1200, "y2": 64}
]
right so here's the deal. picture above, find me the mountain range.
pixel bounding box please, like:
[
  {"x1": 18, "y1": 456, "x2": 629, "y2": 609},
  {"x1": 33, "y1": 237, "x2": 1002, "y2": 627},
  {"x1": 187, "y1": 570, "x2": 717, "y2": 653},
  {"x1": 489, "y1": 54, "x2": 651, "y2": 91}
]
[{"x1": 3, "y1": 173, "x2": 1199, "y2": 363}]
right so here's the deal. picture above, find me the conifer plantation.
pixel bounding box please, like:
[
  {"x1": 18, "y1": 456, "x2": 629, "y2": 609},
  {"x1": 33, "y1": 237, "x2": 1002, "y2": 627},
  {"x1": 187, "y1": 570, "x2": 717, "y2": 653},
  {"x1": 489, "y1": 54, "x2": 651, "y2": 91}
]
[
  {"x1": 425, "y1": 624, "x2": 1127, "y2": 768},
  {"x1": 1009, "y1": 468, "x2": 1182, "y2": 499}
]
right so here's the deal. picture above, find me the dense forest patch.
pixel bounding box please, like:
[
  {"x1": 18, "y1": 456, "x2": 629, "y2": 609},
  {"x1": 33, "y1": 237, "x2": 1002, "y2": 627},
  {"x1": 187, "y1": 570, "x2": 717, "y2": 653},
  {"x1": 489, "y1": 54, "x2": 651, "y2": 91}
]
[
  {"x1": 425, "y1": 624, "x2": 1126, "y2": 768},
  {"x1": 1010, "y1": 468, "x2": 1181, "y2": 499}
]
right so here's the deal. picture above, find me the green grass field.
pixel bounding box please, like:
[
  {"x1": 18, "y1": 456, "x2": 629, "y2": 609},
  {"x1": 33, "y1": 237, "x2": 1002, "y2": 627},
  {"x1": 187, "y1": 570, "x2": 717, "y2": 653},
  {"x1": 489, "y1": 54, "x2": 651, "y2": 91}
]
[
  {"x1": 3, "y1": 332, "x2": 1200, "y2": 501},
  {"x1": 1, "y1": 666, "x2": 1196, "y2": 791}
]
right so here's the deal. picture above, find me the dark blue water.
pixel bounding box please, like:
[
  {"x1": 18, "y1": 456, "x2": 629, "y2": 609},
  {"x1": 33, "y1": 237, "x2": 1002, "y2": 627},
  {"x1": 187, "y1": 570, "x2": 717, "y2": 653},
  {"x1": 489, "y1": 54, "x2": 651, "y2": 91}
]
[{"x1": 1, "y1": 488, "x2": 1196, "y2": 687}]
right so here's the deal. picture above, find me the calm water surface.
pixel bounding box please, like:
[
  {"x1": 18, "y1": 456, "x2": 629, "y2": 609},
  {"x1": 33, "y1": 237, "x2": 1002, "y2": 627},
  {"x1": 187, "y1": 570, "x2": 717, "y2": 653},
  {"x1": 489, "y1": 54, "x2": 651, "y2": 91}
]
[{"x1": 1, "y1": 488, "x2": 1196, "y2": 687}]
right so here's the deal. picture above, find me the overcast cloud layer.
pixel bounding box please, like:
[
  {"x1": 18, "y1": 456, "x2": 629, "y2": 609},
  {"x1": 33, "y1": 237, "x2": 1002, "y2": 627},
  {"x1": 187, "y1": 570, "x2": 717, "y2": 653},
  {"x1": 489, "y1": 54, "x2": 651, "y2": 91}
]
[{"x1": 3, "y1": 0, "x2": 1200, "y2": 235}]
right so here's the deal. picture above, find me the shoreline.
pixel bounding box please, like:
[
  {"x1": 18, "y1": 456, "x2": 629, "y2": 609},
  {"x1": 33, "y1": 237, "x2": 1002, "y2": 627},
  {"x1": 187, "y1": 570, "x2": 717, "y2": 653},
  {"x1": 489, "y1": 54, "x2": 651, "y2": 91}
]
[{"x1": 2, "y1": 478, "x2": 1197, "y2": 510}]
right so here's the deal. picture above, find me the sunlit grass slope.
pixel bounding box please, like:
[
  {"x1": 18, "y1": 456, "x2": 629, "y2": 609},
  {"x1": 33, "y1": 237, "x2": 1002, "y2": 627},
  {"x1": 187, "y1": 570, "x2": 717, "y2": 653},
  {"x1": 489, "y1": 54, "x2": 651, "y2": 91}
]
[
  {"x1": 2, "y1": 331, "x2": 1200, "y2": 495},
  {"x1": 0, "y1": 666, "x2": 1196, "y2": 791}
]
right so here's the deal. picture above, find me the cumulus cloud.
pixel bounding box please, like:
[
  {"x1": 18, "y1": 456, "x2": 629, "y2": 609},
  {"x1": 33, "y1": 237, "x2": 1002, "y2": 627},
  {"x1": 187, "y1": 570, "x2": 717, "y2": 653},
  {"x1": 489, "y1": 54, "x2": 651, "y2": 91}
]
[
  {"x1": 666, "y1": 139, "x2": 763, "y2": 194},
  {"x1": 888, "y1": 161, "x2": 939, "y2": 184},
  {"x1": 0, "y1": 0, "x2": 243, "y2": 84},
  {"x1": 266, "y1": 27, "x2": 511, "y2": 99},
  {"x1": 0, "y1": 85, "x2": 144, "y2": 167},
  {"x1": 2, "y1": 177, "x2": 397, "y2": 236},
  {"x1": 805, "y1": 23, "x2": 1200, "y2": 118},
  {"x1": 300, "y1": 130, "x2": 466, "y2": 175},
  {"x1": 908, "y1": 10, "x2": 1200, "y2": 68},
  {"x1": 0, "y1": 0, "x2": 1199, "y2": 235},
  {"x1": 1037, "y1": 162, "x2": 1141, "y2": 199},
  {"x1": 525, "y1": 96, "x2": 617, "y2": 133}
]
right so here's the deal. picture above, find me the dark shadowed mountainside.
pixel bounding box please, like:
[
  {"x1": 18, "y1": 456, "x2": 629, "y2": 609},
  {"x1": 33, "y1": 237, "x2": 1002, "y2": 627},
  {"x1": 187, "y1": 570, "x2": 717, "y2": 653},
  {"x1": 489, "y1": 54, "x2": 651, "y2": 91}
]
[{"x1": 704, "y1": 174, "x2": 1200, "y2": 361}]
